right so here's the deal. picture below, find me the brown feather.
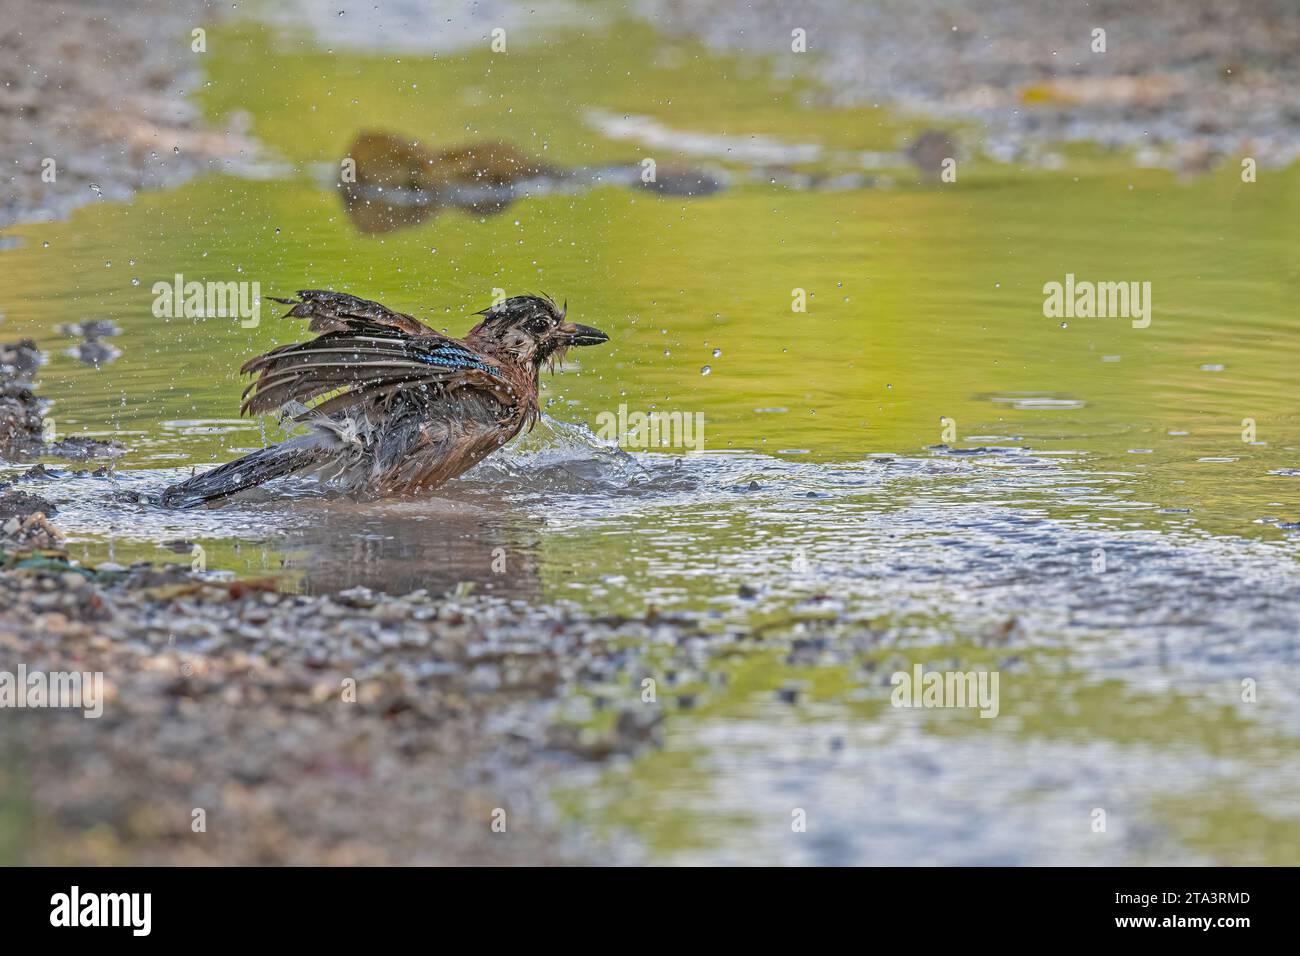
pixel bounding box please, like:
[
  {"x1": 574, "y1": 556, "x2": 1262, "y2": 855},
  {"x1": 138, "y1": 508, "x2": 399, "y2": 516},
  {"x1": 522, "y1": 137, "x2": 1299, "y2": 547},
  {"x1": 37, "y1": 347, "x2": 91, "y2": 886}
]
[{"x1": 268, "y1": 290, "x2": 434, "y2": 337}]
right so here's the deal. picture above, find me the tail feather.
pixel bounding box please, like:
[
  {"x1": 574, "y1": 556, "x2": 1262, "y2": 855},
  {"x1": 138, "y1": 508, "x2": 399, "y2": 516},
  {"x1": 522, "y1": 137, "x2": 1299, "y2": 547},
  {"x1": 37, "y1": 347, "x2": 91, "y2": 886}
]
[{"x1": 161, "y1": 437, "x2": 327, "y2": 509}]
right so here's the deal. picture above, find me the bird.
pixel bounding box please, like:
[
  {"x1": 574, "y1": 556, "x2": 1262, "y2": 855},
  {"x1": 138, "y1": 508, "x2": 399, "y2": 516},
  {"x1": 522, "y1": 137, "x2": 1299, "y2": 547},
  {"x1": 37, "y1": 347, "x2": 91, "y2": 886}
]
[{"x1": 160, "y1": 290, "x2": 608, "y2": 508}]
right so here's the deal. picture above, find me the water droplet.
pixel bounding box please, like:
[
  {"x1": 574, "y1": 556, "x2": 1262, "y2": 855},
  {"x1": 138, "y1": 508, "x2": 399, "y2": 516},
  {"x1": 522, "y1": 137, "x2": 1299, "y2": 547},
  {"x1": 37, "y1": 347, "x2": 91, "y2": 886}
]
[
  {"x1": 131, "y1": 277, "x2": 140, "y2": 286},
  {"x1": 712, "y1": 348, "x2": 721, "y2": 357},
  {"x1": 1060, "y1": 322, "x2": 1068, "y2": 329},
  {"x1": 700, "y1": 365, "x2": 711, "y2": 375}
]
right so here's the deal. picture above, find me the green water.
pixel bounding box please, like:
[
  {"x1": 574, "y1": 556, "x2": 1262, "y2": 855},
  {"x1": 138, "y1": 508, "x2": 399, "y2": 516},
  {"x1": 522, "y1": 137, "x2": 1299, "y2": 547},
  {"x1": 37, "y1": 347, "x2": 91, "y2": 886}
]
[
  {"x1": 4, "y1": 21, "x2": 1296, "y2": 530},
  {"x1": 1, "y1": 12, "x2": 1297, "y2": 864}
]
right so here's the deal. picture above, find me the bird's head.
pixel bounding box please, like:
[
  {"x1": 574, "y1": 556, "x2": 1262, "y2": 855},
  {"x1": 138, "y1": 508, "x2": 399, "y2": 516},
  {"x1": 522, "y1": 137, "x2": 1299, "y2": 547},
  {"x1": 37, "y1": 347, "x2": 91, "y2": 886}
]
[{"x1": 467, "y1": 294, "x2": 608, "y2": 369}]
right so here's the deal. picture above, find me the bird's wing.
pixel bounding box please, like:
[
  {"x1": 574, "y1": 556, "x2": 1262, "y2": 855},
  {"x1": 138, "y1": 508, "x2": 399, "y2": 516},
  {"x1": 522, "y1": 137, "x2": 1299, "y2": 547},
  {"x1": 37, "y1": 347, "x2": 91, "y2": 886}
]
[
  {"x1": 269, "y1": 290, "x2": 435, "y2": 337},
  {"x1": 240, "y1": 330, "x2": 517, "y2": 419}
]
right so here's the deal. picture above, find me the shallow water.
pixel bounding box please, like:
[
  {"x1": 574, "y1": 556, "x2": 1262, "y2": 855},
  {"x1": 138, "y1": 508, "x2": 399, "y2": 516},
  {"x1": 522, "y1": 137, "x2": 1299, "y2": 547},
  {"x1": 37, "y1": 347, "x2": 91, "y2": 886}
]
[{"x1": 2, "y1": 4, "x2": 1297, "y2": 864}]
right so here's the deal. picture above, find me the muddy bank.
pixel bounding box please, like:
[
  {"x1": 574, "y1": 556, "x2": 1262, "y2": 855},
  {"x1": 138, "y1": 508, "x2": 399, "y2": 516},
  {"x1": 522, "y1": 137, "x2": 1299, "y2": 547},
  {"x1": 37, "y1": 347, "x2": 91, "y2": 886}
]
[
  {"x1": 640, "y1": 0, "x2": 1300, "y2": 171},
  {"x1": 0, "y1": 508, "x2": 688, "y2": 863},
  {"x1": 0, "y1": 0, "x2": 265, "y2": 229}
]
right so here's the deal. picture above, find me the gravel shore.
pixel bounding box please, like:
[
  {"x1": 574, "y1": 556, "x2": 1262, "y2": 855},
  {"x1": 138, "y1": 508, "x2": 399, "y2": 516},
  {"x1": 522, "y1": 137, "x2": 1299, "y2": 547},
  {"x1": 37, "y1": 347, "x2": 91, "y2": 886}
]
[
  {"x1": 1, "y1": 502, "x2": 687, "y2": 863},
  {"x1": 640, "y1": 0, "x2": 1300, "y2": 171}
]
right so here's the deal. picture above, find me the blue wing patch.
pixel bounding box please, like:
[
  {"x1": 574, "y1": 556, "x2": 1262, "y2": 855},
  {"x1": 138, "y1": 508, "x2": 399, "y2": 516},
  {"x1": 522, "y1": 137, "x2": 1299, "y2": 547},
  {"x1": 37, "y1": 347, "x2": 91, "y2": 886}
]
[{"x1": 411, "y1": 345, "x2": 499, "y2": 377}]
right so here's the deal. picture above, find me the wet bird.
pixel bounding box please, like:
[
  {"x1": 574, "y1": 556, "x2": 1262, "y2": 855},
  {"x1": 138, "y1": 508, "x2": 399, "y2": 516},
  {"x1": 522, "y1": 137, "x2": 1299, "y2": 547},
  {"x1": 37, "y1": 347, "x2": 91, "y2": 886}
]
[{"x1": 161, "y1": 290, "x2": 608, "y2": 508}]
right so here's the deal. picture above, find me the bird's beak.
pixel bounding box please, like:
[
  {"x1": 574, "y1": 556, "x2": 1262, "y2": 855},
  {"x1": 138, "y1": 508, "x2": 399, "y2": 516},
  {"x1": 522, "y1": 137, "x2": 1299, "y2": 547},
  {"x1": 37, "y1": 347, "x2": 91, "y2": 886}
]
[{"x1": 562, "y1": 322, "x2": 609, "y2": 347}]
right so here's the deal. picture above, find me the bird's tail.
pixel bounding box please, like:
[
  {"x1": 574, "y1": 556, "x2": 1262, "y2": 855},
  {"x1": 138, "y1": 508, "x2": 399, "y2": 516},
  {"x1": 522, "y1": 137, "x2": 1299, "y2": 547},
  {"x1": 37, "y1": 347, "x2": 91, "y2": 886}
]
[{"x1": 160, "y1": 435, "x2": 328, "y2": 509}]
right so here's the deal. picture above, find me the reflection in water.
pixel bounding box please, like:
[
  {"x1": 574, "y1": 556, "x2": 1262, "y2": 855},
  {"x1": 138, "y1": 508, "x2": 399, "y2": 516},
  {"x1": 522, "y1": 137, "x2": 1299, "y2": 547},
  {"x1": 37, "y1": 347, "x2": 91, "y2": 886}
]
[
  {"x1": 273, "y1": 496, "x2": 546, "y2": 599},
  {"x1": 56, "y1": 317, "x2": 122, "y2": 367},
  {"x1": 2, "y1": 335, "x2": 123, "y2": 459},
  {"x1": 338, "y1": 131, "x2": 725, "y2": 233}
]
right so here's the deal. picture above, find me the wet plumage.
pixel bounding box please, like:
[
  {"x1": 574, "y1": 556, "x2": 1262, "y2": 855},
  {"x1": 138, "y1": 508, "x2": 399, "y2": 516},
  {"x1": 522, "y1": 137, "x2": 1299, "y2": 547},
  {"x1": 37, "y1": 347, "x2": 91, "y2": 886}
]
[{"x1": 161, "y1": 291, "x2": 608, "y2": 508}]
